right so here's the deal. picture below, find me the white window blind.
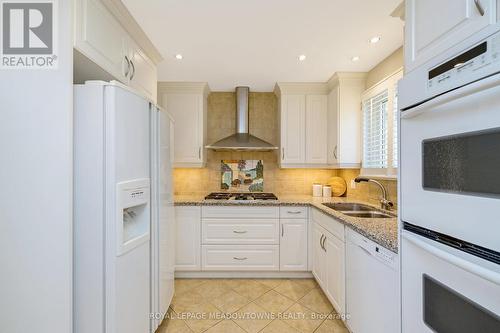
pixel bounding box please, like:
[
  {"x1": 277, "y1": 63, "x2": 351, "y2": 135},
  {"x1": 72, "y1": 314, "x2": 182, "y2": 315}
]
[
  {"x1": 392, "y1": 83, "x2": 399, "y2": 168},
  {"x1": 362, "y1": 90, "x2": 388, "y2": 169}
]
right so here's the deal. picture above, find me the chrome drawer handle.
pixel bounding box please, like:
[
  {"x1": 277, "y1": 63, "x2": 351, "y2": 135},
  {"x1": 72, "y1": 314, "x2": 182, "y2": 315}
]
[
  {"x1": 233, "y1": 257, "x2": 248, "y2": 260},
  {"x1": 287, "y1": 211, "x2": 301, "y2": 214},
  {"x1": 233, "y1": 230, "x2": 248, "y2": 234}
]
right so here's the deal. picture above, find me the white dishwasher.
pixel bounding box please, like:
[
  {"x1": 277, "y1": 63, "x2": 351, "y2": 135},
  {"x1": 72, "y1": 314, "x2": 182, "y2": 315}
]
[{"x1": 346, "y1": 228, "x2": 399, "y2": 333}]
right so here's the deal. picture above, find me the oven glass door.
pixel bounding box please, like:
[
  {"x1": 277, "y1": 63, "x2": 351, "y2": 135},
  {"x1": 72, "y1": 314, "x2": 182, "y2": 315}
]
[
  {"x1": 402, "y1": 231, "x2": 500, "y2": 333},
  {"x1": 401, "y1": 82, "x2": 500, "y2": 253}
]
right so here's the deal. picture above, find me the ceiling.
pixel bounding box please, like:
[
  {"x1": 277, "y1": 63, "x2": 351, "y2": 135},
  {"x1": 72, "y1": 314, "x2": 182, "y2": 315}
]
[{"x1": 122, "y1": 0, "x2": 404, "y2": 91}]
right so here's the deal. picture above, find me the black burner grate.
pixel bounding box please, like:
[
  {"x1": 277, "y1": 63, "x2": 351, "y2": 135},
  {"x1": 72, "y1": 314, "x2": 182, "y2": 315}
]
[{"x1": 204, "y1": 192, "x2": 278, "y2": 200}]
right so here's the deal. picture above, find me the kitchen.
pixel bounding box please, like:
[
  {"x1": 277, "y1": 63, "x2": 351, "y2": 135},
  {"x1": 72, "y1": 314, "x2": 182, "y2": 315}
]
[{"x1": 1, "y1": 1, "x2": 500, "y2": 333}]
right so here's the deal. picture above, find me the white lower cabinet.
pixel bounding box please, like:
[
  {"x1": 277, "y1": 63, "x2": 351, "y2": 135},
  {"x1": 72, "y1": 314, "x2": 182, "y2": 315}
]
[
  {"x1": 311, "y1": 208, "x2": 346, "y2": 315},
  {"x1": 324, "y1": 232, "x2": 345, "y2": 314},
  {"x1": 312, "y1": 223, "x2": 327, "y2": 286},
  {"x1": 200, "y1": 206, "x2": 281, "y2": 271},
  {"x1": 202, "y1": 219, "x2": 279, "y2": 245},
  {"x1": 175, "y1": 206, "x2": 201, "y2": 271},
  {"x1": 202, "y1": 245, "x2": 279, "y2": 271},
  {"x1": 280, "y1": 219, "x2": 308, "y2": 271}
]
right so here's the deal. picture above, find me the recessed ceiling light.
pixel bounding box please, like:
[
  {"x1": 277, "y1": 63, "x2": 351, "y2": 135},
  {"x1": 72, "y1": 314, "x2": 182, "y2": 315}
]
[
  {"x1": 298, "y1": 54, "x2": 306, "y2": 61},
  {"x1": 369, "y1": 36, "x2": 381, "y2": 44},
  {"x1": 351, "y1": 56, "x2": 360, "y2": 62},
  {"x1": 175, "y1": 54, "x2": 183, "y2": 60}
]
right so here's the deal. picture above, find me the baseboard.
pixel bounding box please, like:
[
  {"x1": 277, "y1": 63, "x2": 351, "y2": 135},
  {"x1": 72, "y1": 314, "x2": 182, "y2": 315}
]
[{"x1": 174, "y1": 271, "x2": 314, "y2": 279}]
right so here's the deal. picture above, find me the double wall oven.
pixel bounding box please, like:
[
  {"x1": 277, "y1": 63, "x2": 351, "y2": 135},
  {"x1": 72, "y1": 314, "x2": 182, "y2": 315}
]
[{"x1": 399, "y1": 29, "x2": 500, "y2": 332}]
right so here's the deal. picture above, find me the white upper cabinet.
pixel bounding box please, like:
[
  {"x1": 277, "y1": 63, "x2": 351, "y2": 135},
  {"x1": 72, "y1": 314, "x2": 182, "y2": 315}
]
[
  {"x1": 158, "y1": 83, "x2": 210, "y2": 168},
  {"x1": 275, "y1": 83, "x2": 329, "y2": 168},
  {"x1": 74, "y1": 0, "x2": 161, "y2": 102},
  {"x1": 326, "y1": 73, "x2": 366, "y2": 168},
  {"x1": 75, "y1": 0, "x2": 128, "y2": 81},
  {"x1": 405, "y1": 0, "x2": 497, "y2": 72},
  {"x1": 126, "y1": 40, "x2": 158, "y2": 102},
  {"x1": 280, "y1": 94, "x2": 306, "y2": 164},
  {"x1": 305, "y1": 95, "x2": 328, "y2": 164}
]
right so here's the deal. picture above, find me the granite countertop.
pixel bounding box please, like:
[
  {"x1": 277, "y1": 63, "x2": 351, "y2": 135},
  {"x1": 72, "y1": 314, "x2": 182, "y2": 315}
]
[{"x1": 174, "y1": 194, "x2": 398, "y2": 253}]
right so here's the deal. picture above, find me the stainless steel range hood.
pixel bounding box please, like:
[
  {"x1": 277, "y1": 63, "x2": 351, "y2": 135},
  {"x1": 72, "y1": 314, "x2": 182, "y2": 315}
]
[{"x1": 205, "y1": 86, "x2": 278, "y2": 151}]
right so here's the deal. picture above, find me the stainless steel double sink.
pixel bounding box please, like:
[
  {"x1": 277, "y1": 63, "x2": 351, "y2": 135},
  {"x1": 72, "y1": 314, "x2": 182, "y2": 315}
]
[{"x1": 322, "y1": 202, "x2": 395, "y2": 219}]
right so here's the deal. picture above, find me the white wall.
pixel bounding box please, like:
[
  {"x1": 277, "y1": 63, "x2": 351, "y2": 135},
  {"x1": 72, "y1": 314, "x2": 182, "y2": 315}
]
[
  {"x1": 0, "y1": 1, "x2": 73, "y2": 333},
  {"x1": 365, "y1": 47, "x2": 404, "y2": 89}
]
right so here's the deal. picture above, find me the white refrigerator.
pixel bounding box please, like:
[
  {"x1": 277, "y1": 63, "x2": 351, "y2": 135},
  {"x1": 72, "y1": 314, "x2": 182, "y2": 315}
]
[
  {"x1": 150, "y1": 104, "x2": 176, "y2": 331},
  {"x1": 73, "y1": 81, "x2": 174, "y2": 333}
]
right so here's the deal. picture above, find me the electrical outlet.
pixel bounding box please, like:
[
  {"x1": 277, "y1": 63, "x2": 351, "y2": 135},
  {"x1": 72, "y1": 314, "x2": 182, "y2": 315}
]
[{"x1": 350, "y1": 179, "x2": 356, "y2": 189}]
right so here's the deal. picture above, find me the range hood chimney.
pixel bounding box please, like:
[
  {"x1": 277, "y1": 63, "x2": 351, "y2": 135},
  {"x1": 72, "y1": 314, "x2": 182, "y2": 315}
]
[{"x1": 205, "y1": 87, "x2": 278, "y2": 151}]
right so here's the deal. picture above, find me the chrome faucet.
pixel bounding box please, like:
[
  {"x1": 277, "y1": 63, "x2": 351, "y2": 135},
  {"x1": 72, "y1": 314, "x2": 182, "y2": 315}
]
[{"x1": 354, "y1": 177, "x2": 394, "y2": 211}]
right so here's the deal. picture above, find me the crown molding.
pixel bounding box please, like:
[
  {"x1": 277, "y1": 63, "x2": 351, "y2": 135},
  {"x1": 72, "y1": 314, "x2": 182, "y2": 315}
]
[
  {"x1": 101, "y1": 0, "x2": 163, "y2": 64},
  {"x1": 327, "y1": 72, "x2": 367, "y2": 90},
  {"x1": 390, "y1": 1, "x2": 405, "y2": 22},
  {"x1": 274, "y1": 82, "x2": 329, "y2": 96},
  {"x1": 158, "y1": 82, "x2": 211, "y2": 95}
]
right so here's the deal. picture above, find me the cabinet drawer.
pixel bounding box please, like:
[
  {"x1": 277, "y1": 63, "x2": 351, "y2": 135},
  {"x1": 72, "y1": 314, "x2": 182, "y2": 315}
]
[
  {"x1": 311, "y1": 208, "x2": 345, "y2": 242},
  {"x1": 202, "y1": 206, "x2": 279, "y2": 219},
  {"x1": 280, "y1": 206, "x2": 308, "y2": 219},
  {"x1": 202, "y1": 245, "x2": 279, "y2": 271},
  {"x1": 202, "y1": 219, "x2": 279, "y2": 245}
]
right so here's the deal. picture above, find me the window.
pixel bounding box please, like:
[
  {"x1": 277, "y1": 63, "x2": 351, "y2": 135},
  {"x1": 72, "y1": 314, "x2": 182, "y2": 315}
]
[
  {"x1": 361, "y1": 69, "x2": 402, "y2": 177},
  {"x1": 363, "y1": 90, "x2": 388, "y2": 169},
  {"x1": 393, "y1": 83, "x2": 398, "y2": 168}
]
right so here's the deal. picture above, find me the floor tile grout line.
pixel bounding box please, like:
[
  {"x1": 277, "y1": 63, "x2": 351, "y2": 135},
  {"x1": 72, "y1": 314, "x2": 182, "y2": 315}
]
[{"x1": 167, "y1": 278, "x2": 339, "y2": 333}]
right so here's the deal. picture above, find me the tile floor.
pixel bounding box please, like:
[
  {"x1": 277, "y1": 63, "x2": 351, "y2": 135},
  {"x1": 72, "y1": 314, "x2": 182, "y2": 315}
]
[{"x1": 157, "y1": 278, "x2": 349, "y2": 333}]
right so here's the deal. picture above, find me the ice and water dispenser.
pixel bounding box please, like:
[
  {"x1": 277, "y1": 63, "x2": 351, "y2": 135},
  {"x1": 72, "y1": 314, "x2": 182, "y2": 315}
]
[{"x1": 116, "y1": 179, "x2": 150, "y2": 256}]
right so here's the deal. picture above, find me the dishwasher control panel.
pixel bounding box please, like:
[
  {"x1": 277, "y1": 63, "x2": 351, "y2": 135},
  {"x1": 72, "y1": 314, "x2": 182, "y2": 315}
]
[
  {"x1": 374, "y1": 245, "x2": 396, "y2": 266},
  {"x1": 347, "y1": 228, "x2": 398, "y2": 270}
]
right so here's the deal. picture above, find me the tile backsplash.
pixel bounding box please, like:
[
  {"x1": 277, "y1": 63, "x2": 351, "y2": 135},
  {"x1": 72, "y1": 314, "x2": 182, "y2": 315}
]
[{"x1": 173, "y1": 91, "x2": 398, "y2": 206}]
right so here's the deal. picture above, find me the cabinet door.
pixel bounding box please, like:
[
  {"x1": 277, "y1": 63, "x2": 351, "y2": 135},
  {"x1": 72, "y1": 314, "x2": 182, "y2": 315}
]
[
  {"x1": 327, "y1": 88, "x2": 339, "y2": 165},
  {"x1": 74, "y1": 0, "x2": 128, "y2": 82},
  {"x1": 280, "y1": 95, "x2": 305, "y2": 164},
  {"x1": 312, "y1": 223, "x2": 326, "y2": 287},
  {"x1": 128, "y1": 42, "x2": 157, "y2": 102},
  {"x1": 164, "y1": 94, "x2": 204, "y2": 167},
  {"x1": 280, "y1": 219, "x2": 308, "y2": 271},
  {"x1": 175, "y1": 207, "x2": 201, "y2": 271},
  {"x1": 305, "y1": 95, "x2": 328, "y2": 164},
  {"x1": 325, "y1": 233, "x2": 345, "y2": 314},
  {"x1": 406, "y1": 0, "x2": 496, "y2": 72}
]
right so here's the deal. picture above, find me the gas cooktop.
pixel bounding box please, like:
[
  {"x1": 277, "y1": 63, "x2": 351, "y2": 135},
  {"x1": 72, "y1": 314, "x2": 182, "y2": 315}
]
[{"x1": 204, "y1": 192, "x2": 278, "y2": 201}]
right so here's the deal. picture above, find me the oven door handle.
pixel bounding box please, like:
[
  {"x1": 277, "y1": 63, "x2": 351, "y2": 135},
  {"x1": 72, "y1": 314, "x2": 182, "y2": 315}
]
[
  {"x1": 401, "y1": 71, "x2": 500, "y2": 118},
  {"x1": 403, "y1": 231, "x2": 500, "y2": 286}
]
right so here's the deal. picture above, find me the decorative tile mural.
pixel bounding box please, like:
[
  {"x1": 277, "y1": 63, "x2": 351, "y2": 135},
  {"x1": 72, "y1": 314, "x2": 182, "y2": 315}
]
[{"x1": 221, "y1": 160, "x2": 264, "y2": 192}]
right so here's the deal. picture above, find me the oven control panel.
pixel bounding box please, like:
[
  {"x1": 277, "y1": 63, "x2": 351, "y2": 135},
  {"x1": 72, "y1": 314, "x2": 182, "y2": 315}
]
[{"x1": 427, "y1": 31, "x2": 500, "y2": 94}]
